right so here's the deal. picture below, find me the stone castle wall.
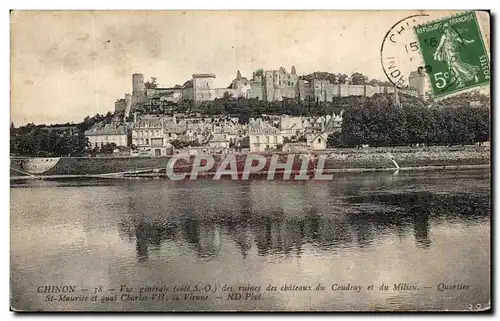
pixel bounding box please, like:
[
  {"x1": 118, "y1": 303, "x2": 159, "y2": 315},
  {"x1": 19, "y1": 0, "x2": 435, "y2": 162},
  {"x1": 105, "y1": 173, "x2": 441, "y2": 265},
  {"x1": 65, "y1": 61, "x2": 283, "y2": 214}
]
[{"x1": 121, "y1": 70, "x2": 409, "y2": 111}]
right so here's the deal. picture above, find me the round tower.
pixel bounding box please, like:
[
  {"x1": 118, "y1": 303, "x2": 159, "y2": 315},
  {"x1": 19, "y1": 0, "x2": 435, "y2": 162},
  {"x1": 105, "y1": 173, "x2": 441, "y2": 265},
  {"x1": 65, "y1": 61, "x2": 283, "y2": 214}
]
[{"x1": 132, "y1": 73, "x2": 145, "y2": 93}]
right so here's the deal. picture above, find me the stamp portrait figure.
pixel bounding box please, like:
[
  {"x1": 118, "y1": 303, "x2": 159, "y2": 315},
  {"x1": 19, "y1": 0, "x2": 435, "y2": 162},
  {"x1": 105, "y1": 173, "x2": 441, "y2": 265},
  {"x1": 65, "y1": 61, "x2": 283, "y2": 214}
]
[{"x1": 433, "y1": 23, "x2": 480, "y2": 88}]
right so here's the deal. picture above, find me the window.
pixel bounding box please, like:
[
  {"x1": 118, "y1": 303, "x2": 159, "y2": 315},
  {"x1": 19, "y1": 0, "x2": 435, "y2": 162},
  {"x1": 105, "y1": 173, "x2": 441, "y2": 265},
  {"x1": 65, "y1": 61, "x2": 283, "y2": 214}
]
[
  {"x1": 274, "y1": 136, "x2": 278, "y2": 143},
  {"x1": 146, "y1": 139, "x2": 149, "y2": 145}
]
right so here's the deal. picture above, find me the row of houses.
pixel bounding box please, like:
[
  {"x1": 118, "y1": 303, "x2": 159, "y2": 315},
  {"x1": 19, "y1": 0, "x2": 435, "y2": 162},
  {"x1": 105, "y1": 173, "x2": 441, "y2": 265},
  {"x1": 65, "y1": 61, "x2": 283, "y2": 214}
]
[{"x1": 84, "y1": 113, "x2": 343, "y2": 156}]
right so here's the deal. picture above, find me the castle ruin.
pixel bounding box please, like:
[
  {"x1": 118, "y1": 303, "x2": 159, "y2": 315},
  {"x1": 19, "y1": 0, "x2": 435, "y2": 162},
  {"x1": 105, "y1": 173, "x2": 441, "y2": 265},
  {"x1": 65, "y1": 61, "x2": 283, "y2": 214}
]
[{"x1": 115, "y1": 68, "x2": 423, "y2": 116}]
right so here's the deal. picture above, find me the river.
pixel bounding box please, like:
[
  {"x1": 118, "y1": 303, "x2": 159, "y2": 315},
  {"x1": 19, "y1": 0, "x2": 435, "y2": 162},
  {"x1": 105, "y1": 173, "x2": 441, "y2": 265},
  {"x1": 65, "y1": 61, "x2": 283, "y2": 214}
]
[{"x1": 10, "y1": 169, "x2": 491, "y2": 311}]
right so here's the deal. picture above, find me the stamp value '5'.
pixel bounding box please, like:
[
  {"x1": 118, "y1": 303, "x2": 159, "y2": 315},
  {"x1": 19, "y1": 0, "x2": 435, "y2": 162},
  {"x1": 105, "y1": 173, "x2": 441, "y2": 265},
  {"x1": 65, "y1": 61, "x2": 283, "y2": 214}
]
[{"x1": 414, "y1": 11, "x2": 490, "y2": 97}]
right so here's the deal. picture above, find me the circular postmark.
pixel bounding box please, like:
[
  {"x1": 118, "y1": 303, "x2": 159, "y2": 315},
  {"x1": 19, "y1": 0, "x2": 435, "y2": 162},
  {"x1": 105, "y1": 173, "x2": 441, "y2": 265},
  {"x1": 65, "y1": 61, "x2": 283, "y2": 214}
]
[{"x1": 380, "y1": 14, "x2": 431, "y2": 89}]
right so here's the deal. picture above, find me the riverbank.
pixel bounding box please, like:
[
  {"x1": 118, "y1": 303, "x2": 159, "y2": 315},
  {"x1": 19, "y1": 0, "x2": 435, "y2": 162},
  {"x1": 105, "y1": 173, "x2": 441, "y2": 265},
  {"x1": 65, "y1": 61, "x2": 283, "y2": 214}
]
[
  {"x1": 322, "y1": 146, "x2": 490, "y2": 169},
  {"x1": 10, "y1": 146, "x2": 490, "y2": 180}
]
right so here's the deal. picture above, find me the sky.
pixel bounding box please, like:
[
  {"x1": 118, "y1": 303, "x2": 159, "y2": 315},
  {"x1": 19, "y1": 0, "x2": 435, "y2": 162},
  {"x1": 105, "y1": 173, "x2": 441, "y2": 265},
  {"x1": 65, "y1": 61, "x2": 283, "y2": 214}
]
[{"x1": 10, "y1": 10, "x2": 489, "y2": 126}]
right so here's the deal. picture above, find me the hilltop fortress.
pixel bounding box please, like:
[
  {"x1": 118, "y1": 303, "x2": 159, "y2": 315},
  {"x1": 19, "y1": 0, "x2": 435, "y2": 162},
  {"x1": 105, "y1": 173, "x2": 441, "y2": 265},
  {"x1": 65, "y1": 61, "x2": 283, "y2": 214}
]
[{"x1": 115, "y1": 67, "x2": 424, "y2": 116}]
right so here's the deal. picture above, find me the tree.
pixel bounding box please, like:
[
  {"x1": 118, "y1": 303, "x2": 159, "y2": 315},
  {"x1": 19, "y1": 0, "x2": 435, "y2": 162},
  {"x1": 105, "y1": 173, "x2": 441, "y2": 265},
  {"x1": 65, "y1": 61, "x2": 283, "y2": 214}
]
[
  {"x1": 254, "y1": 69, "x2": 264, "y2": 78},
  {"x1": 100, "y1": 142, "x2": 117, "y2": 154},
  {"x1": 337, "y1": 73, "x2": 348, "y2": 84},
  {"x1": 326, "y1": 132, "x2": 342, "y2": 148},
  {"x1": 473, "y1": 107, "x2": 490, "y2": 144},
  {"x1": 403, "y1": 104, "x2": 433, "y2": 146},
  {"x1": 144, "y1": 77, "x2": 158, "y2": 89},
  {"x1": 350, "y1": 72, "x2": 369, "y2": 85},
  {"x1": 170, "y1": 139, "x2": 184, "y2": 149},
  {"x1": 222, "y1": 91, "x2": 233, "y2": 100},
  {"x1": 341, "y1": 105, "x2": 370, "y2": 147}
]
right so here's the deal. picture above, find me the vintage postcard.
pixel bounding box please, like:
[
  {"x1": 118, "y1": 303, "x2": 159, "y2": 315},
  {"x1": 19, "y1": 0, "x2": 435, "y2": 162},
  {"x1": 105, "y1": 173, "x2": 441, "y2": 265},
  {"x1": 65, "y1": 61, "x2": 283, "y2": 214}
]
[{"x1": 10, "y1": 10, "x2": 491, "y2": 312}]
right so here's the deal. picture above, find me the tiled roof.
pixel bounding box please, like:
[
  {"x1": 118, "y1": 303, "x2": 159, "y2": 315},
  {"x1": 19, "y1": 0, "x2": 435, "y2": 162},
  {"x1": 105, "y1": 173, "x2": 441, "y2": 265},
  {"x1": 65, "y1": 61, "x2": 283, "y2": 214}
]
[{"x1": 85, "y1": 125, "x2": 127, "y2": 136}]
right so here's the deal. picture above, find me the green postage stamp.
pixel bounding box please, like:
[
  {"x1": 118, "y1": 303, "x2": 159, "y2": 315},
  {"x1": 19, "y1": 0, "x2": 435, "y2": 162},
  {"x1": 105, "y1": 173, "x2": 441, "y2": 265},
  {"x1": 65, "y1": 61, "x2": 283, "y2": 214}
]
[{"x1": 414, "y1": 11, "x2": 490, "y2": 97}]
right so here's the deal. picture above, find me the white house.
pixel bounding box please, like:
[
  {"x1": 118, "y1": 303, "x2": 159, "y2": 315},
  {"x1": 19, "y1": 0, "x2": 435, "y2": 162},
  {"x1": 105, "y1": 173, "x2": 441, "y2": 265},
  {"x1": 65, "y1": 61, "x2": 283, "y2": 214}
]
[
  {"x1": 208, "y1": 133, "x2": 230, "y2": 149},
  {"x1": 279, "y1": 115, "x2": 304, "y2": 139},
  {"x1": 85, "y1": 123, "x2": 128, "y2": 149},
  {"x1": 248, "y1": 119, "x2": 284, "y2": 153},
  {"x1": 310, "y1": 133, "x2": 328, "y2": 151}
]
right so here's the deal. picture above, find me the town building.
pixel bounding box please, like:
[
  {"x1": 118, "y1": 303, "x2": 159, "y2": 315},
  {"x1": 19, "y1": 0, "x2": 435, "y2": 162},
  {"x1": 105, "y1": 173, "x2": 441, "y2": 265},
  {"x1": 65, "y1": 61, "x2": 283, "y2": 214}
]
[
  {"x1": 84, "y1": 123, "x2": 129, "y2": 148},
  {"x1": 309, "y1": 133, "x2": 328, "y2": 151},
  {"x1": 248, "y1": 119, "x2": 284, "y2": 153},
  {"x1": 279, "y1": 116, "x2": 305, "y2": 139},
  {"x1": 208, "y1": 133, "x2": 230, "y2": 149},
  {"x1": 131, "y1": 115, "x2": 173, "y2": 156}
]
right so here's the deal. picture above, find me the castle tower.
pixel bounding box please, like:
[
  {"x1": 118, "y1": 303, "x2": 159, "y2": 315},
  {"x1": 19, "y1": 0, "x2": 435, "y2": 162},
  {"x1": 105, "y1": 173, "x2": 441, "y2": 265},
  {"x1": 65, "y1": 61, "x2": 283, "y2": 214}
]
[
  {"x1": 408, "y1": 70, "x2": 426, "y2": 98},
  {"x1": 132, "y1": 73, "x2": 145, "y2": 103},
  {"x1": 132, "y1": 73, "x2": 145, "y2": 93},
  {"x1": 263, "y1": 70, "x2": 275, "y2": 101},
  {"x1": 236, "y1": 70, "x2": 242, "y2": 81},
  {"x1": 192, "y1": 73, "x2": 216, "y2": 101},
  {"x1": 291, "y1": 66, "x2": 296, "y2": 75}
]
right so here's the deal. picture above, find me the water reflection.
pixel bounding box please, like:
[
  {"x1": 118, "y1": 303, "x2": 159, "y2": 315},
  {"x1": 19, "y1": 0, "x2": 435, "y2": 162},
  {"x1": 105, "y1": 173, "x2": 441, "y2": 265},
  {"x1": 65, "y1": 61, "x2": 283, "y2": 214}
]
[
  {"x1": 116, "y1": 180, "x2": 490, "y2": 262},
  {"x1": 10, "y1": 170, "x2": 491, "y2": 311}
]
